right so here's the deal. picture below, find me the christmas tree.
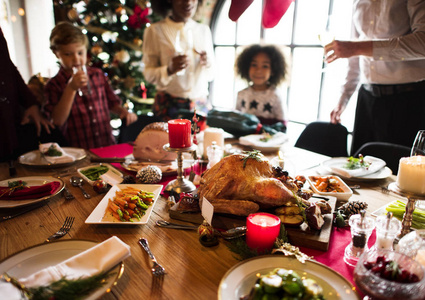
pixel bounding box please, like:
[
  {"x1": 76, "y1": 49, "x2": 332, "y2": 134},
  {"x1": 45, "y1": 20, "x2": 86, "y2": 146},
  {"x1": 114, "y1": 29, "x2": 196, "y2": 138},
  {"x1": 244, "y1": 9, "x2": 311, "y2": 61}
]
[{"x1": 56, "y1": 0, "x2": 160, "y2": 114}]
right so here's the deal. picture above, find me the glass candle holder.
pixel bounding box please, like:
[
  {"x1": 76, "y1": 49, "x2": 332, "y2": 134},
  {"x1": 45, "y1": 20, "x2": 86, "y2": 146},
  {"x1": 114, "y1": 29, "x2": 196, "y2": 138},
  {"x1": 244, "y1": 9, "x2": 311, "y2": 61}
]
[
  {"x1": 246, "y1": 213, "x2": 281, "y2": 253},
  {"x1": 168, "y1": 119, "x2": 192, "y2": 148},
  {"x1": 344, "y1": 213, "x2": 375, "y2": 267}
]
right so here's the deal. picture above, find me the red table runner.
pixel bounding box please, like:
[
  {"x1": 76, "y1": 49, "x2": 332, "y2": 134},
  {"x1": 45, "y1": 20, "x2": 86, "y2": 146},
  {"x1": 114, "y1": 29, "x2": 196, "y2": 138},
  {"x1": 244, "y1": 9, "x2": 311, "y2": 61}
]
[{"x1": 90, "y1": 143, "x2": 377, "y2": 288}]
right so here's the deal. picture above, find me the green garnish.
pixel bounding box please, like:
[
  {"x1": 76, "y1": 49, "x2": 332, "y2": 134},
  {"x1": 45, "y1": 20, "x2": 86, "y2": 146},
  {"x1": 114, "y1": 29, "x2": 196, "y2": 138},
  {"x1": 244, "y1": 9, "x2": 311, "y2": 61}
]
[
  {"x1": 344, "y1": 154, "x2": 370, "y2": 170},
  {"x1": 8, "y1": 180, "x2": 28, "y2": 190},
  {"x1": 2, "y1": 272, "x2": 113, "y2": 300},
  {"x1": 241, "y1": 150, "x2": 263, "y2": 168},
  {"x1": 259, "y1": 132, "x2": 272, "y2": 142},
  {"x1": 43, "y1": 144, "x2": 63, "y2": 157},
  {"x1": 81, "y1": 165, "x2": 109, "y2": 181}
]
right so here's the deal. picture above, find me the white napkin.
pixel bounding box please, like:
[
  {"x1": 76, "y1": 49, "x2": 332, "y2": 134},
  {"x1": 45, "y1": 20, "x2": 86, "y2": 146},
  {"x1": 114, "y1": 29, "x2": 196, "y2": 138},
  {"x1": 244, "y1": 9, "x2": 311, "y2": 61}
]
[
  {"x1": 330, "y1": 156, "x2": 386, "y2": 178},
  {"x1": 19, "y1": 236, "x2": 130, "y2": 288},
  {"x1": 239, "y1": 132, "x2": 288, "y2": 148},
  {"x1": 39, "y1": 143, "x2": 75, "y2": 164}
]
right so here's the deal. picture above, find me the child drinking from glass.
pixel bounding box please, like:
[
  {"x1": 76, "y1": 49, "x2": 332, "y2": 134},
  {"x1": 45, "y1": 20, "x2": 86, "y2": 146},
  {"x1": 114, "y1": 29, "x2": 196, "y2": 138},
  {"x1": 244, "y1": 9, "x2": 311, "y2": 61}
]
[
  {"x1": 44, "y1": 22, "x2": 137, "y2": 149},
  {"x1": 235, "y1": 44, "x2": 288, "y2": 132}
]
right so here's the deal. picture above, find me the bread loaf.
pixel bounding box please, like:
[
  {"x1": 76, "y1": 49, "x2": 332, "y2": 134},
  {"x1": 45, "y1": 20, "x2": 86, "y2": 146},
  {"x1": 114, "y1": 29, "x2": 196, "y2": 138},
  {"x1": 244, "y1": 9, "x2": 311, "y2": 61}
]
[{"x1": 133, "y1": 122, "x2": 177, "y2": 161}]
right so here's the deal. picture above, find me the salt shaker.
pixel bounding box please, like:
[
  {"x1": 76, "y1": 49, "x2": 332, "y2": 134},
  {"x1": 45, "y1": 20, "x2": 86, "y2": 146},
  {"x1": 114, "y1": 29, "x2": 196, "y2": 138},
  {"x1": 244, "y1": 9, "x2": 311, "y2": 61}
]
[
  {"x1": 344, "y1": 210, "x2": 375, "y2": 267},
  {"x1": 371, "y1": 212, "x2": 401, "y2": 251},
  {"x1": 206, "y1": 141, "x2": 223, "y2": 169}
]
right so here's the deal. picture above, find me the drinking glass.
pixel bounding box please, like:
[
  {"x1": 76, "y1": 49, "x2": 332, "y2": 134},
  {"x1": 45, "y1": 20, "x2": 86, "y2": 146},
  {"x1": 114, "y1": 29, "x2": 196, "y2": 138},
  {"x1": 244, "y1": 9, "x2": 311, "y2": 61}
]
[
  {"x1": 174, "y1": 29, "x2": 193, "y2": 76},
  {"x1": 72, "y1": 65, "x2": 91, "y2": 96},
  {"x1": 411, "y1": 130, "x2": 425, "y2": 156}
]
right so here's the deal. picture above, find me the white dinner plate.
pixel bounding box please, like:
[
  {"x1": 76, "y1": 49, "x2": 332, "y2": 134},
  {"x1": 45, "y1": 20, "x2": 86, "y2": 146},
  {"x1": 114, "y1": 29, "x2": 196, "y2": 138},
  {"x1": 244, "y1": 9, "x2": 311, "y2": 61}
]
[
  {"x1": 18, "y1": 147, "x2": 87, "y2": 168},
  {"x1": 321, "y1": 157, "x2": 392, "y2": 181},
  {"x1": 0, "y1": 240, "x2": 124, "y2": 300},
  {"x1": 0, "y1": 176, "x2": 64, "y2": 208},
  {"x1": 239, "y1": 132, "x2": 288, "y2": 152},
  {"x1": 218, "y1": 255, "x2": 359, "y2": 300},
  {"x1": 121, "y1": 154, "x2": 193, "y2": 176},
  {"x1": 85, "y1": 184, "x2": 162, "y2": 224}
]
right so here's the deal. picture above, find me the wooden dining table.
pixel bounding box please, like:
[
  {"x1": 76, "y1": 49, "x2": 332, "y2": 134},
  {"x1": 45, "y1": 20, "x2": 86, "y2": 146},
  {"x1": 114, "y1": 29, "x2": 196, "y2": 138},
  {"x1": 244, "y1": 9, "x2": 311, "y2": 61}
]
[{"x1": 0, "y1": 142, "x2": 407, "y2": 300}]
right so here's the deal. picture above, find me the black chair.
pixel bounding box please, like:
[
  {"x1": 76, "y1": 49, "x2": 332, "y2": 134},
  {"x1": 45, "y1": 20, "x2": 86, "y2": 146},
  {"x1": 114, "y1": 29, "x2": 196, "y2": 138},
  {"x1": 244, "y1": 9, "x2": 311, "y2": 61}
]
[
  {"x1": 294, "y1": 121, "x2": 349, "y2": 157},
  {"x1": 353, "y1": 142, "x2": 411, "y2": 175},
  {"x1": 118, "y1": 114, "x2": 161, "y2": 143}
]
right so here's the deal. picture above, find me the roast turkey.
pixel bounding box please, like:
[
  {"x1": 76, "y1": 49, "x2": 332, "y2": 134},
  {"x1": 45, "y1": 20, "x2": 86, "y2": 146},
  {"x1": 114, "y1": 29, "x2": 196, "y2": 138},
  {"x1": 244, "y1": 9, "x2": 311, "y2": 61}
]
[{"x1": 198, "y1": 153, "x2": 300, "y2": 216}]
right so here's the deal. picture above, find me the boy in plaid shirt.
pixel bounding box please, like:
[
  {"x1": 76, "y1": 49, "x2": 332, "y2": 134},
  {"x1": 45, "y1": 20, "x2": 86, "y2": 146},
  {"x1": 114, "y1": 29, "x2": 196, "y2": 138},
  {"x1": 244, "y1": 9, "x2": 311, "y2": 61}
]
[{"x1": 44, "y1": 22, "x2": 137, "y2": 149}]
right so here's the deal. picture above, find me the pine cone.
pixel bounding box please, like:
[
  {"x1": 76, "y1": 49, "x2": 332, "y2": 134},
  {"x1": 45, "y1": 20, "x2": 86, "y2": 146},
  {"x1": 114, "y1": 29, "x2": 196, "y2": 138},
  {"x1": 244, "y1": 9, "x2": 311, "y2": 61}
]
[{"x1": 338, "y1": 201, "x2": 368, "y2": 217}]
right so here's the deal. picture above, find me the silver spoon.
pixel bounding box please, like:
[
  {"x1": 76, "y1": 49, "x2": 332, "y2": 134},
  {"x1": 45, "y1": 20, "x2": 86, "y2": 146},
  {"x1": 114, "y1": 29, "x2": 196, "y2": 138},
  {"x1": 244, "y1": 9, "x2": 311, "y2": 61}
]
[{"x1": 70, "y1": 176, "x2": 91, "y2": 199}]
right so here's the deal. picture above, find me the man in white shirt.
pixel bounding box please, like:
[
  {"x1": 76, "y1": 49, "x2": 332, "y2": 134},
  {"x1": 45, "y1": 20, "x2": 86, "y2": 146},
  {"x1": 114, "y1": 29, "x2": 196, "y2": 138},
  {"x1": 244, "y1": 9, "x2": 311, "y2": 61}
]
[{"x1": 325, "y1": 0, "x2": 425, "y2": 154}]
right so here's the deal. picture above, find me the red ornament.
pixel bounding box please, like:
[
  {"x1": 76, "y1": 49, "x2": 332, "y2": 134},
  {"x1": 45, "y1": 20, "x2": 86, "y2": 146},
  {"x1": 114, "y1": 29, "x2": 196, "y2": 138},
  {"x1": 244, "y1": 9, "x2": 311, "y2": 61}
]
[{"x1": 93, "y1": 179, "x2": 108, "y2": 193}]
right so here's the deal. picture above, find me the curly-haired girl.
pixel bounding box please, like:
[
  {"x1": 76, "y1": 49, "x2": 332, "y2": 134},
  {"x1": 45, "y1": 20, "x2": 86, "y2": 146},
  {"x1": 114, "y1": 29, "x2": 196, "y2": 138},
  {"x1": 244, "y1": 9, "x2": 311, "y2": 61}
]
[{"x1": 235, "y1": 44, "x2": 288, "y2": 131}]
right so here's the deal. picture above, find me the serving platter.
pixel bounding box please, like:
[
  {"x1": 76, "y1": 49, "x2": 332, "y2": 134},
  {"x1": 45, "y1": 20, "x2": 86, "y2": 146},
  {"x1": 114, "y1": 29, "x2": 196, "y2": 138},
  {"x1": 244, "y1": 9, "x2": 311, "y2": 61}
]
[
  {"x1": 18, "y1": 147, "x2": 86, "y2": 168},
  {"x1": 0, "y1": 240, "x2": 124, "y2": 300},
  {"x1": 218, "y1": 255, "x2": 359, "y2": 300},
  {"x1": 0, "y1": 176, "x2": 64, "y2": 208},
  {"x1": 85, "y1": 184, "x2": 162, "y2": 224}
]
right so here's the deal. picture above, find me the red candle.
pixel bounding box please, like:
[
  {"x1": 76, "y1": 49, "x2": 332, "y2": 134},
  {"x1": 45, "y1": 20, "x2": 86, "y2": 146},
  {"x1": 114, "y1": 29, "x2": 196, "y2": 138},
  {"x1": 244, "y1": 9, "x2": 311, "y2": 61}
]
[
  {"x1": 168, "y1": 119, "x2": 192, "y2": 148},
  {"x1": 246, "y1": 213, "x2": 281, "y2": 253}
]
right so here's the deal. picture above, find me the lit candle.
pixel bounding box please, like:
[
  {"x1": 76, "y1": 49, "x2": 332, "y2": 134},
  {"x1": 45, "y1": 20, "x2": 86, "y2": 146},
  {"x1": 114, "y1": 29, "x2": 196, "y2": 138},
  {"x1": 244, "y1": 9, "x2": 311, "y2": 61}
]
[
  {"x1": 397, "y1": 156, "x2": 425, "y2": 195},
  {"x1": 246, "y1": 213, "x2": 281, "y2": 253},
  {"x1": 203, "y1": 127, "x2": 224, "y2": 159},
  {"x1": 168, "y1": 119, "x2": 192, "y2": 148}
]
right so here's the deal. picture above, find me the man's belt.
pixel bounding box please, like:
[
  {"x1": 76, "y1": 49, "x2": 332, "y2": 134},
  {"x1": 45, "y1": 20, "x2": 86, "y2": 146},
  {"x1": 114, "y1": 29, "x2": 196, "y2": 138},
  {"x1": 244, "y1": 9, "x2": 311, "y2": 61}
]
[{"x1": 362, "y1": 80, "x2": 425, "y2": 97}]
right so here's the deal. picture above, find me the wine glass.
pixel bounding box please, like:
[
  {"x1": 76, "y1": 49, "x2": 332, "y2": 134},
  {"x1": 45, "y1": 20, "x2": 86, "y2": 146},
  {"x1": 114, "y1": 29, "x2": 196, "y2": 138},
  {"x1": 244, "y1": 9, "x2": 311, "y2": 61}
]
[
  {"x1": 174, "y1": 29, "x2": 193, "y2": 76},
  {"x1": 411, "y1": 130, "x2": 425, "y2": 156}
]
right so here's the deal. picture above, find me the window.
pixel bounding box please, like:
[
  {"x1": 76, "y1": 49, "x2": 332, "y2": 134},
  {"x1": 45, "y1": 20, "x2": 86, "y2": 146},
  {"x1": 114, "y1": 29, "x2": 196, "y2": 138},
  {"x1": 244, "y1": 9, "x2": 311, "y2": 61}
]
[{"x1": 209, "y1": 0, "x2": 356, "y2": 143}]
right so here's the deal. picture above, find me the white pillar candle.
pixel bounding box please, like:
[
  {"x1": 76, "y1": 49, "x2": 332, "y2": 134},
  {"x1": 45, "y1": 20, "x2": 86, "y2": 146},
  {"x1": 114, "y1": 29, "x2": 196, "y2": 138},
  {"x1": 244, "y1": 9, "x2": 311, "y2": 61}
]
[
  {"x1": 397, "y1": 156, "x2": 425, "y2": 195},
  {"x1": 203, "y1": 127, "x2": 224, "y2": 159}
]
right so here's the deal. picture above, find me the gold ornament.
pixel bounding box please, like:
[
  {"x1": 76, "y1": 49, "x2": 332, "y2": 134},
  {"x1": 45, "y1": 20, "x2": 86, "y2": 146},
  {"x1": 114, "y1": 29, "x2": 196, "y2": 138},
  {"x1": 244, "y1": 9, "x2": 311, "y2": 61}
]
[
  {"x1": 90, "y1": 44, "x2": 103, "y2": 56},
  {"x1": 67, "y1": 8, "x2": 79, "y2": 21},
  {"x1": 123, "y1": 76, "x2": 136, "y2": 89},
  {"x1": 133, "y1": 38, "x2": 143, "y2": 47},
  {"x1": 116, "y1": 6, "x2": 123, "y2": 14},
  {"x1": 136, "y1": 0, "x2": 147, "y2": 9},
  {"x1": 83, "y1": 15, "x2": 92, "y2": 25}
]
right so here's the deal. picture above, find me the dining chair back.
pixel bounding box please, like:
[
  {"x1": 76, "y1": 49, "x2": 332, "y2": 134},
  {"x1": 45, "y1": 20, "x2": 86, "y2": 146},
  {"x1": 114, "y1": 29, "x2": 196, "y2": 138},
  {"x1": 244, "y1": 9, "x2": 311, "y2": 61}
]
[
  {"x1": 353, "y1": 142, "x2": 411, "y2": 175},
  {"x1": 294, "y1": 121, "x2": 349, "y2": 157}
]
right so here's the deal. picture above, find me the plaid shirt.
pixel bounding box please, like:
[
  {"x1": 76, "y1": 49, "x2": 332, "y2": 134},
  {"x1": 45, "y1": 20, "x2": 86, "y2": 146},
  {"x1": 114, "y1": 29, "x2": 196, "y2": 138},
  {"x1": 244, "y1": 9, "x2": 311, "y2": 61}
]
[{"x1": 44, "y1": 66, "x2": 121, "y2": 149}]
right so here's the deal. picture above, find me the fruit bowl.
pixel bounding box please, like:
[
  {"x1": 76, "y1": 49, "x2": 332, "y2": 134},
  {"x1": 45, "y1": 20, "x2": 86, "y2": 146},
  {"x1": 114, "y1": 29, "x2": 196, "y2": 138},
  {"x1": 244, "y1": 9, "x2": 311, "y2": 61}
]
[{"x1": 354, "y1": 248, "x2": 425, "y2": 300}]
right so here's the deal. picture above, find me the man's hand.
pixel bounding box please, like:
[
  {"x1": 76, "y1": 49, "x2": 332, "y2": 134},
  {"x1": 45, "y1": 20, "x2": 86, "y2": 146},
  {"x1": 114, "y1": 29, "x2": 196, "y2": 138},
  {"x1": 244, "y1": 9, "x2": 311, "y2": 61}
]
[
  {"x1": 21, "y1": 105, "x2": 54, "y2": 136},
  {"x1": 324, "y1": 40, "x2": 373, "y2": 63}
]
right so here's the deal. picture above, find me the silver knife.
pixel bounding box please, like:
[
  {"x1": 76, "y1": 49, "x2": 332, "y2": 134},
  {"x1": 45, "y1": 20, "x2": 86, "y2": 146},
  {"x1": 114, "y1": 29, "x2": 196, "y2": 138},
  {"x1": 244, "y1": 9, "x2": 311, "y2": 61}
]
[{"x1": 0, "y1": 201, "x2": 48, "y2": 222}]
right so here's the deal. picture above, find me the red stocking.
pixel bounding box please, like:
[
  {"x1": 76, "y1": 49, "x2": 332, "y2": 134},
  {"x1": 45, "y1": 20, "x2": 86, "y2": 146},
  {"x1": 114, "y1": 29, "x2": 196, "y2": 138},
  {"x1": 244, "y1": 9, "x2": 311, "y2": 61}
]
[
  {"x1": 228, "y1": 0, "x2": 254, "y2": 22},
  {"x1": 262, "y1": 0, "x2": 294, "y2": 28}
]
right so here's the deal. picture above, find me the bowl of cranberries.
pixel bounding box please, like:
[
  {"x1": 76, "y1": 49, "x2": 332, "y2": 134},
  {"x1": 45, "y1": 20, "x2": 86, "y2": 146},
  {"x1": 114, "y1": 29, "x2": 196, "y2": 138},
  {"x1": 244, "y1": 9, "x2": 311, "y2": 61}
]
[{"x1": 354, "y1": 248, "x2": 425, "y2": 300}]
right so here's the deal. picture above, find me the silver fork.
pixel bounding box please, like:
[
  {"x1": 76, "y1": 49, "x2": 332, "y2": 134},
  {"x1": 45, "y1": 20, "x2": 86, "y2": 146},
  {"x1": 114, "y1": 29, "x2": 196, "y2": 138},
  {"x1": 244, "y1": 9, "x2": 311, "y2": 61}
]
[
  {"x1": 138, "y1": 238, "x2": 166, "y2": 276},
  {"x1": 45, "y1": 216, "x2": 75, "y2": 242}
]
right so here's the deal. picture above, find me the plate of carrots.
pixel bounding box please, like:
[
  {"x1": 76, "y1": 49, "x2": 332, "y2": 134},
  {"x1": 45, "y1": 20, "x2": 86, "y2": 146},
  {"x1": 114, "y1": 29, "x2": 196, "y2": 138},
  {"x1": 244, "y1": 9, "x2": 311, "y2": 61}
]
[{"x1": 85, "y1": 184, "x2": 162, "y2": 224}]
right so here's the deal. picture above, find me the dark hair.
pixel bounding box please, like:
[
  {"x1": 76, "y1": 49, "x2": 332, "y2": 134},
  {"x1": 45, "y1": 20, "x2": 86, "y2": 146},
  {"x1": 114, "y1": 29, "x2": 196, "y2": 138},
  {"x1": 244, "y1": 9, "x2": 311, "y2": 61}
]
[
  {"x1": 150, "y1": 0, "x2": 203, "y2": 18},
  {"x1": 235, "y1": 44, "x2": 287, "y2": 86},
  {"x1": 49, "y1": 21, "x2": 88, "y2": 52}
]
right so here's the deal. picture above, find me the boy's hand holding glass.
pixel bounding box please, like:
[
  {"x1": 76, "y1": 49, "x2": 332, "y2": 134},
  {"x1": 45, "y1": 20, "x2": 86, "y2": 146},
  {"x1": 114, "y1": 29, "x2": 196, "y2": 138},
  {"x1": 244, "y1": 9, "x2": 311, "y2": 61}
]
[{"x1": 72, "y1": 65, "x2": 91, "y2": 96}]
